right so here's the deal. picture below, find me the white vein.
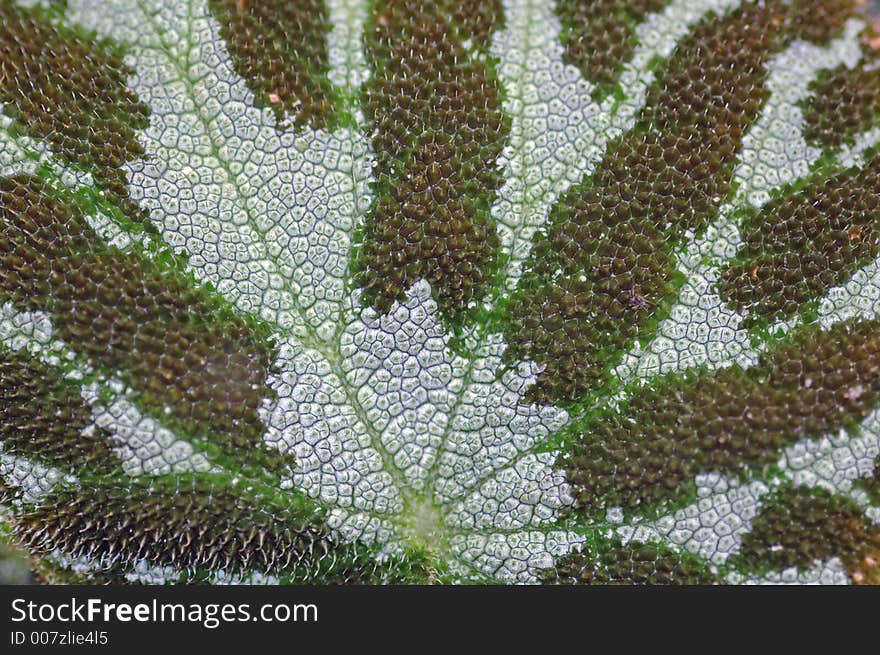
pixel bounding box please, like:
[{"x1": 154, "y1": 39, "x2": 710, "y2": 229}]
[
  {"x1": 615, "y1": 21, "x2": 866, "y2": 383},
  {"x1": 263, "y1": 281, "x2": 568, "y2": 553},
  {"x1": 1, "y1": 303, "x2": 211, "y2": 477},
  {"x1": 84, "y1": 388, "x2": 214, "y2": 476},
  {"x1": 726, "y1": 558, "x2": 850, "y2": 585},
  {"x1": 0, "y1": 448, "x2": 74, "y2": 506},
  {"x1": 490, "y1": 0, "x2": 745, "y2": 296},
  {"x1": 68, "y1": 0, "x2": 373, "y2": 341},
  {"x1": 0, "y1": 103, "x2": 94, "y2": 187},
  {"x1": 615, "y1": 474, "x2": 772, "y2": 566},
  {"x1": 448, "y1": 530, "x2": 587, "y2": 584},
  {"x1": 27, "y1": 0, "x2": 879, "y2": 583},
  {"x1": 325, "y1": 0, "x2": 370, "y2": 116},
  {"x1": 610, "y1": 401, "x2": 880, "y2": 577}
]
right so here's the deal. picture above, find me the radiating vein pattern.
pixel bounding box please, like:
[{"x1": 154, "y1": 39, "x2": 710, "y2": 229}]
[
  {"x1": 614, "y1": 22, "x2": 866, "y2": 384},
  {"x1": 66, "y1": 0, "x2": 373, "y2": 336},
  {"x1": 0, "y1": 175, "x2": 278, "y2": 470},
  {"x1": 2, "y1": 0, "x2": 880, "y2": 585},
  {"x1": 565, "y1": 319, "x2": 880, "y2": 512},
  {"x1": 720, "y1": 157, "x2": 880, "y2": 323},
  {"x1": 504, "y1": 0, "x2": 860, "y2": 403}
]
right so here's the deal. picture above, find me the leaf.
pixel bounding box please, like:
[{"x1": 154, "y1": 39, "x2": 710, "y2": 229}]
[{"x1": 1, "y1": 0, "x2": 880, "y2": 585}]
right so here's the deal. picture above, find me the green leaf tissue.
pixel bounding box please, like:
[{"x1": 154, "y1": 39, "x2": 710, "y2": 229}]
[{"x1": 1, "y1": 0, "x2": 880, "y2": 585}]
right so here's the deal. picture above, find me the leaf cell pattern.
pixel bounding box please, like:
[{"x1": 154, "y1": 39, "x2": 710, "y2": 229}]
[{"x1": 2, "y1": 0, "x2": 880, "y2": 585}]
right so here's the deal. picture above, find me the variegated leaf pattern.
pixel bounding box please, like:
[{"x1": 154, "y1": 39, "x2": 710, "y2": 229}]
[{"x1": 1, "y1": 0, "x2": 879, "y2": 584}]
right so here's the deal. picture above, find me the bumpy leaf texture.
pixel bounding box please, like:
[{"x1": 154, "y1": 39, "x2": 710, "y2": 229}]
[{"x1": 2, "y1": 0, "x2": 880, "y2": 585}]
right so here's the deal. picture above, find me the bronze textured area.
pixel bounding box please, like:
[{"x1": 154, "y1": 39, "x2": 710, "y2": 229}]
[
  {"x1": 804, "y1": 49, "x2": 880, "y2": 149},
  {"x1": 0, "y1": 349, "x2": 121, "y2": 476},
  {"x1": 0, "y1": 478, "x2": 18, "y2": 506},
  {"x1": 554, "y1": 0, "x2": 855, "y2": 91},
  {"x1": 0, "y1": 175, "x2": 277, "y2": 467},
  {"x1": 0, "y1": 3, "x2": 149, "y2": 217},
  {"x1": 541, "y1": 538, "x2": 718, "y2": 585},
  {"x1": 2, "y1": 0, "x2": 879, "y2": 587},
  {"x1": 734, "y1": 486, "x2": 880, "y2": 584},
  {"x1": 506, "y1": 1, "x2": 804, "y2": 403},
  {"x1": 208, "y1": 0, "x2": 336, "y2": 127},
  {"x1": 720, "y1": 157, "x2": 880, "y2": 323},
  {"x1": 789, "y1": 0, "x2": 862, "y2": 44},
  {"x1": 564, "y1": 319, "x2": 880, "y2": 512},
  {"x1": 355, "y1": 0, "x2": 508, "y2": 319},
  {"x1": 862, "y1": 456, "x2": 880, "y2": 504},
  {"x1": 556, "y1": 1, "x2": 666, "y2": 89},
  {"x1": 13, "y1": 479, "x2": 378, "y2": 581}
]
